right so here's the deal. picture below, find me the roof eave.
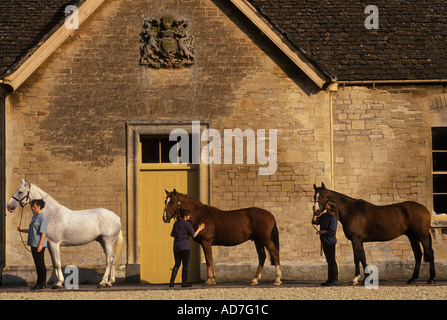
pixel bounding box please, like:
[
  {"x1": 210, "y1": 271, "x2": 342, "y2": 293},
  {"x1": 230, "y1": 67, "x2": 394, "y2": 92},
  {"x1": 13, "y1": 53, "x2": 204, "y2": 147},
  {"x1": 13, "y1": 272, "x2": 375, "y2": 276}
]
[
  {"x1": 1, "y1": 0, "x2": 104, "y2": 92},
  {"x1": 230, "y1": 0, "x2": 329, "y2": 89}
]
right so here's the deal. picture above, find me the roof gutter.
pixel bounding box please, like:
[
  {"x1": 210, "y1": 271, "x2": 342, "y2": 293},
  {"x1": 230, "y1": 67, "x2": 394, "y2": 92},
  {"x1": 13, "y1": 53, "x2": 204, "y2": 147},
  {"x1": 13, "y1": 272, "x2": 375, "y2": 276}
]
[
  {"x1": 0, "y1": 85, "x2": 9, "y2": 271},
  {"x1": 327, "y1": 83, "x2": 338, "y2": 190},
  {"x1": 1, "y1": 0, "x2": 104, "y2": 92},
  {"x1": 336, "y1": 79, "x2": 447, "y2": 86},
  {"x1": 0, "y1": 81, "x2": 13, "y2": 97}
]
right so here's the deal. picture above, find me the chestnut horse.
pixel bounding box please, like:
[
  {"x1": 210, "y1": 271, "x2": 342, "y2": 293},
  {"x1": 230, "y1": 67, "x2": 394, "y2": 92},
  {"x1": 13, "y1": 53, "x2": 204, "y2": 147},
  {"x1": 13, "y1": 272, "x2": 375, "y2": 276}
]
[
  {"x1": 162, "y1": 189, "x2": 281, "y2": 286},
  {"x1": 313, "y1": 183, "x2": 435, "y2": 285}
]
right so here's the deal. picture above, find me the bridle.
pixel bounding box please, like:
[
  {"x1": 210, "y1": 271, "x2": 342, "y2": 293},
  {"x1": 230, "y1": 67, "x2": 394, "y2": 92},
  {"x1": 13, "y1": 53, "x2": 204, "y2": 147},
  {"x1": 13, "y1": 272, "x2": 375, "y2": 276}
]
[
  {"x1": 11, "y1": 186, "x2": 31, "y2": 208},
  {"x1": 165, "y1": 193, "x2": 183, "y2": 221},
  {"x1": 313, "y1": 189, "x2": 329, "y2": 217},
  {"x1": 312, "y1": 188, "x2": 330, "y2": 256},
  {"x1": 11, "y1": 184, "x2": 32, "y2": 252}
]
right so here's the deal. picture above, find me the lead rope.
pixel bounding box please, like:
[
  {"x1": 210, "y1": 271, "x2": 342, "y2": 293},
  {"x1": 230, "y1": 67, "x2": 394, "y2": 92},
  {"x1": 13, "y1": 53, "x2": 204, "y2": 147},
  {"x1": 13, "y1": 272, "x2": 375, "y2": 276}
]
[
  {"x1": 18, "y1": 205, "x2": 31, "y2": 252},
  {"x1": 311, "y1": 215, "x2": 323, "y2": 256}
]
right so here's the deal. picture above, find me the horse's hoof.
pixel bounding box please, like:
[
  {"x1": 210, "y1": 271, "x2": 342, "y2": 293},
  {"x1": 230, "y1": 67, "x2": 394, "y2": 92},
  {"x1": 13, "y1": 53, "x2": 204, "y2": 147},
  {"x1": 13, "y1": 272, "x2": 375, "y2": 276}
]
[
  {"x1": 349, "y1": 281, "x2": 358, "y2": 286},
  {"x1": 427, "y1": 279, "x2": 435, "y2": 285},
  {"x1": 205, "y1": 279, "x2": 216, "y2": 286},
  {"x1": 406, "y1": 279, "x2": 416, "y2": 285},
  {"x1": 250, "y1": 280, "x2": 258, "y2": 286},
  {"x1": 273, "y1": 281, "x2": 282, "y2": 286},
  {"x1": 51, "y1": 285, "x2": 63, "y2": 290}
]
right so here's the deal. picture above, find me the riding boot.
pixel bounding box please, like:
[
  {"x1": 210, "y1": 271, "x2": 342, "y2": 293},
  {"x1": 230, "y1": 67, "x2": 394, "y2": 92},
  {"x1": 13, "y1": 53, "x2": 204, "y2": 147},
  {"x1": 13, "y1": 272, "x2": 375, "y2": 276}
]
[
  {"x1": 322, "y1": 265, "x2": 338, "y2": 286},
  {"x1": 321, "y1": 268, "x2": 331, "y2": 286},
  {"x1": 181, "y1": 269, "x2": 192, "y2": 287},
  {"x1": 169, "y1": 267, "x2": 179, "y2": 287},
  {"x1": 322, "y1": 264, "x2": 338, "y2": 286},
  {"x1": 330, "y1": 264, "x2": 339, "y2": 286}
]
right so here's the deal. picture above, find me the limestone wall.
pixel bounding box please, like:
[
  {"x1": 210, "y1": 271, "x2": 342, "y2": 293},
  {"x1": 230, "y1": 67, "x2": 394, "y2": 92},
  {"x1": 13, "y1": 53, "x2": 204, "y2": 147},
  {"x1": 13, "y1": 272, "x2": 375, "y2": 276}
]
[{"x1": 4, "y1": 0, "x2": 447, "y2": 283}]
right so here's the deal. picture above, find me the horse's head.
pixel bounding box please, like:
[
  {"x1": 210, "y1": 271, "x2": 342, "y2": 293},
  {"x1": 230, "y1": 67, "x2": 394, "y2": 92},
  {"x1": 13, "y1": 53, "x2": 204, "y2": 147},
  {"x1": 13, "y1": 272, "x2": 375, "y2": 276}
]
[
  {"x1": 163, "y1": 189, "x2": 181, "y2": 223},
  {"x1": 313, "y1": 182, "x2": 329, "y2": 216},
  {"x1": 7, "y1": 179, "x2": 32, "y2": 213}
]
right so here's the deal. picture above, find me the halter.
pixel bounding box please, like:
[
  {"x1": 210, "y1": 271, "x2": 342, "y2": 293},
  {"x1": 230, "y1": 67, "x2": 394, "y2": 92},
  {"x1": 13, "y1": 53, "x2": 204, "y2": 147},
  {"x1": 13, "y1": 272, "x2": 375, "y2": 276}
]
[
  {"x1": 11, "y1": 185, "x2": 31, "y2": 208},
  {"x1": 312, "y1": 189, "x2": 329, "y2": 257},
  {"x1": 12, "y1": 184, "x2": 32, "y2": 252},
  {"x1": 313, "y1": 189, "x2": 329, "y2": 217},
  {"x1": 165, "y1": 193, "x2": 183, "y2": 220}
]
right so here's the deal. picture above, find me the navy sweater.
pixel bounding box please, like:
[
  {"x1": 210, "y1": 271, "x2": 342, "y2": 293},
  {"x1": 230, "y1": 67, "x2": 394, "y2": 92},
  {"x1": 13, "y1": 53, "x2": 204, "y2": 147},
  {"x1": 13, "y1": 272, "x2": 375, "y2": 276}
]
[{"x1": 313, "y1": 212, "x2": 338, "y2": 245}]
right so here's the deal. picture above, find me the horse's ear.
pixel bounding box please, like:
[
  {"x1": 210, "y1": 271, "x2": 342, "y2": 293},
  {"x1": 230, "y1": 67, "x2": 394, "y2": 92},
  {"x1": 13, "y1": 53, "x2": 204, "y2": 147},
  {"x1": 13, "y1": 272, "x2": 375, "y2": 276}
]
[
  {"x1": 22, "y1": 178, "x2": 26, "y2": 184},
  {"x1": 165, "y1": 189, "x2": 169, "y2": 195},
  {"x1": 321, "y1": 182, "x2": 326, "y2": 189},
  {"x1": 173, "y1": 188, "x2": 177, "y2": 195},
  {"x1": 313, "y1": 184, "x2": 317, "y2": 191}
]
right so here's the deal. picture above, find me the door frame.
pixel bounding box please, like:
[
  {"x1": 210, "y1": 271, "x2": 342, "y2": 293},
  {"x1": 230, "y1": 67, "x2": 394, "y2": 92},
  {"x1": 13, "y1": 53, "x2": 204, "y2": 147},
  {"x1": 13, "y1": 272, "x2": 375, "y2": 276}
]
[{"x1": 125, "y1": 121, "x2": 209, "y2": 282}]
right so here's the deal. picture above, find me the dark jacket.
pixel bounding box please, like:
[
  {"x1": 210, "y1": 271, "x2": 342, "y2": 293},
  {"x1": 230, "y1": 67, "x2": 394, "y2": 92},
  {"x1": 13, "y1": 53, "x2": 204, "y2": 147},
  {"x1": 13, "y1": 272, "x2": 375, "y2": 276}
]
[
  {"x1": 313, "y1": 212, "x2": 338, "y2": 245},
  {"x1": 171, "y1": 219, "x2": 195, "y2": 251}
]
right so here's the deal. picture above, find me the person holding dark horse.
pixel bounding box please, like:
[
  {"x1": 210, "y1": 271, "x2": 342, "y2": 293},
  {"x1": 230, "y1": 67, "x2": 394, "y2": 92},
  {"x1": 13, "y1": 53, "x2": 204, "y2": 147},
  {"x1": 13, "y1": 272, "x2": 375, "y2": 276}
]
[
  {"x1": 169, "y1": 208, "x2": 205, "y2": 288},
  {"x1": 312, "y1": 200, "x2": 338, "y2": 286}
]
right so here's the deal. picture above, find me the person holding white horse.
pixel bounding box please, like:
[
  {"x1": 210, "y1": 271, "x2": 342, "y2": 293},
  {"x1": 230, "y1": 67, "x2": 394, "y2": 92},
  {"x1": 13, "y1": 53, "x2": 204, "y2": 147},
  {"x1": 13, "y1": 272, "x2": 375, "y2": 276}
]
[
  {"x1": 8, "y1": 180, "x2": 123, "y2": 289},
  {"x1": 17, "y1": 199, "x2": 48, "y2": 290}
]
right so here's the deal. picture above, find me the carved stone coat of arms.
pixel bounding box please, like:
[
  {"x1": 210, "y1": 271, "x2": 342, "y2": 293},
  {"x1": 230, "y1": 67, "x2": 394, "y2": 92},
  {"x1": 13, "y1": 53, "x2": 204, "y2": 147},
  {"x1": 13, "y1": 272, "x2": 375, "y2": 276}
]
[{"x1": 139, "y1": 14, "x2": 195, "y2": 68}]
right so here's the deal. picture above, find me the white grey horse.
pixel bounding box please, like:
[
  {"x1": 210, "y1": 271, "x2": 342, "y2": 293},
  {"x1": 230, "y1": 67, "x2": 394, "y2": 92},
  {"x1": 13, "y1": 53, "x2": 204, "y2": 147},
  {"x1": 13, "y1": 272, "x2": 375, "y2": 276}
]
[{"x1": 7, "y1": 179, "x2": 123, "y2": 289}]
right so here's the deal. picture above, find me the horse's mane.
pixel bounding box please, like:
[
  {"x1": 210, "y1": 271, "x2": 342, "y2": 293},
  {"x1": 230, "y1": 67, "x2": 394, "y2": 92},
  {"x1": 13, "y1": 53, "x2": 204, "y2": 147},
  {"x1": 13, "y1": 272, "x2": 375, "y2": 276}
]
[
  {"x1": 178, "y1": 192, "x2": 199, "y2": 203},
  {"x1": 31, "y1": 183, "x2": 63, "y2": 206},
  {"x1": 328, "y1": 189, "x2": 368, "y2": 205},
  {"x1": 179, "y1": 192, "x2": 223, "y2": 212},
  {"x1": 329, "y1": 190, "x2": 358, "y2": 201},
  {"x1": 179, "y1": 192, "x2": 214, "y2": 209}
]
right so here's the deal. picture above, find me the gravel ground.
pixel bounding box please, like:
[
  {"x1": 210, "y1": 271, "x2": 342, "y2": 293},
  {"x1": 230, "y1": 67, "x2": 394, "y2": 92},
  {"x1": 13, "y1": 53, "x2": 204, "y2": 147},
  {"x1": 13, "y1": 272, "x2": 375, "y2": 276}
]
[{"x1": 1, "y1": 282, "x2": 447, "y2": 300}]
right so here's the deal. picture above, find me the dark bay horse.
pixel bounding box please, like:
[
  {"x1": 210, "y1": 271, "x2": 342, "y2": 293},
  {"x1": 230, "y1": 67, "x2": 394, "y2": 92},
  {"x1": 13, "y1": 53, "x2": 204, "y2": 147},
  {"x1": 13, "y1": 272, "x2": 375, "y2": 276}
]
[
  {"x1": 162, "y1": 189, "x2": 281, "y2": 286},
  {"x1": 313, "y1": 183, "x2": 435, "y2": 285}
]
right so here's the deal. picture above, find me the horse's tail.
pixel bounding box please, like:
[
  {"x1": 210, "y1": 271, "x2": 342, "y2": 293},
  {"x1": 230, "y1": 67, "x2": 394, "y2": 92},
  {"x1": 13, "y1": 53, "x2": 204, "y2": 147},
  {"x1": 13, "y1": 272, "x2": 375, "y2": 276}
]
[
  {"x1": 114, "y1": 230, "x2": 124, "y2": 270},
  {"x1": 270, "y1": 217, "x2": 280, "y2": 266}
]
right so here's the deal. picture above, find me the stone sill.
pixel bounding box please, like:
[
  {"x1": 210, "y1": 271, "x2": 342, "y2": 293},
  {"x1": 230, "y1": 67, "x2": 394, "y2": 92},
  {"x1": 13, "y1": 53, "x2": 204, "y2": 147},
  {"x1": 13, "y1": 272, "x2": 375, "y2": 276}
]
[{"x1": 431, "y1": 214, "x2": 447, "y2": 228}]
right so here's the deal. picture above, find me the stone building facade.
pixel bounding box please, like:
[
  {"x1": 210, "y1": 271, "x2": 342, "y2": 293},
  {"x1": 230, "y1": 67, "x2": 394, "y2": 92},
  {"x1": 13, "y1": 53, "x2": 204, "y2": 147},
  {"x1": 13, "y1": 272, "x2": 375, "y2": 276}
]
[{"x1": 1, "y1": 0, "x2": 447, "y2": 284}]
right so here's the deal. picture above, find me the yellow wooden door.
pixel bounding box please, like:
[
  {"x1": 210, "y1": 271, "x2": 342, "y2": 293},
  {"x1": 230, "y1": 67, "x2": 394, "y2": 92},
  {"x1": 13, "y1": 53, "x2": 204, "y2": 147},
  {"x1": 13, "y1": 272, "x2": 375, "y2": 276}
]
[{"x1": 140, "y1": 168, "x2": 200, "y2": 284}]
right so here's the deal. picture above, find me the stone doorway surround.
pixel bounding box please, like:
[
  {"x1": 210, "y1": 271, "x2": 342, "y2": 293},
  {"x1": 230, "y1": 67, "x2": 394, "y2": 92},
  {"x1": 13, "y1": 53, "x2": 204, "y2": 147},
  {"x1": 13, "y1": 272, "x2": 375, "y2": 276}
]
[{"x1": 125, "y1": 121, "x2": 209, "y2": 282}]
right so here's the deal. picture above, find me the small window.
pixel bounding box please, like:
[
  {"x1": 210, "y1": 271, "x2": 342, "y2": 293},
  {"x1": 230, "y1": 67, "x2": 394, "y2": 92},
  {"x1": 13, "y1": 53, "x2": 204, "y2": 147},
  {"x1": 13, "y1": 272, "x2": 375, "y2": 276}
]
[
  {"x1": 141, "y1": 136, "x2": 193, "y2": 164},
  {"x1": 432, "y1": 128, "x2": 447, "y2": 214}
]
